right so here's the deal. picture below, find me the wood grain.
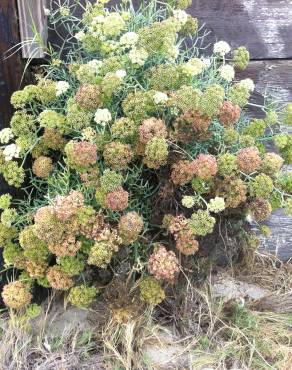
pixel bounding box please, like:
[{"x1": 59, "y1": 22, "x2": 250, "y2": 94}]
[
  {"x1": 238, "y1": 60, "x2": 292, "y2": 106},
  {"x1": 258, "y1": 209, "x2": 292, "y2": 262},
  {"x1": 185, "y1": 0, "x2": 292, "y2": 60},
  {"x1": 17, "y1": 0, "x2": 47, "y2": 58}
]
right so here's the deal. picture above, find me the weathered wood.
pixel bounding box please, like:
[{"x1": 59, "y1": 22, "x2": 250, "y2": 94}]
[
  {"x1": 17, "y1": 0, "x2": 47, "y2": 58},
  {"x1": 256, "y1": 209, "x2": 292, "y2": 262},
  {"x1": 186, "y1": 0, "x2": 292, "y2": 60},
  {"x1": 0, "y1": 0, "x2": 22, "y2": 129},
  {"x1": 238, "y1": 60, "x2": 292, "y2": 106}
]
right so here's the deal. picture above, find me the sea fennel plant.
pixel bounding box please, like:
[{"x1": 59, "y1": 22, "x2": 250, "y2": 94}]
[{"x1": 0, "y1": 0, "x2": 291, "y2": 313}]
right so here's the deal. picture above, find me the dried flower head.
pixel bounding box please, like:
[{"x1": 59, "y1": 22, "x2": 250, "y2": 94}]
[
  {"x1": 32, "y1": 156, "x2": 53, "y2": 178},
  {"x1": 53, "y1": 190, "x2": 84, "y2": 221},
  {"x1": 236, "y1": 147, "x2": 262, "y2": 173},
  {"x1": 75, "y1": 83, "x2": 101, "y2": 110},
  {"x1": 172, "y1": 110, "x2": 211, "y2": 142},
  {"x1": 65, "y1": 140, "x2": 97, "y2": 171},
  {"x1": 2, "y1": 281, "x2": 32, "y2": 309},
  {"x1": 48, "y1": 236, "x2": 82, "y2": 258},
  {"x1": 249, "y1": 198, "x2": 272, "y2": 222},
  {"x1": 118, "y1": 211, "x2": 144, "y2": 245},
  {"x1": 218, "y1": 101, "x2": 241, "y2": 127},
  {"x1": 148, "y1": 244, "x2": 179, "y2": 282},
  {"x1": 175, "y1": 229, "x2": 199, "y2": 255},
  {"x1": 42, "y1": 128, "x2": 66, "y2": 151},
  {"x1": 105, "y1": 187, "x2": 129, "y2": 211},
  {"x1": 193, "y1": 154, "x2": 218, "y2": 180},
  {"x1": 33, "y1": 206, "x2": 63, "y2": 244},
  {"x1": 103, "y1": 141, "x2": 133, "y2": 169},
  {"x1": 26, "y1": 260, "x2": 48, "y2": 278},
  {"x1": 46, "y1": 266, "x2": 74, "y2": 290},
  {"x1": 139, "y1": 118, "x2": 167, "y2": 144},
  {"x1": 216, "y1": 177, "x2": 247, "y2": 208},
  {"x1": 171, "y1": 160, "x2": 196, "y2": 186}
]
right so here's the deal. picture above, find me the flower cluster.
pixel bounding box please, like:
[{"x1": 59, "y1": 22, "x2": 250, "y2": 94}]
[
  {"x1": 65, "y1": 140, "x2": 97, "y2": 172},
  {"x1": 1, "y1": 281, "x2": 32, "y2": 309},
  {"x1": 67, "y1": 285, "x2": 98, "y2": 307},
  {"x1": 148, "y1": 245, "x2": 180, "y2": 282},
  {"x1": 139, "y1": 277, "x2": 165, "y2": 306}
]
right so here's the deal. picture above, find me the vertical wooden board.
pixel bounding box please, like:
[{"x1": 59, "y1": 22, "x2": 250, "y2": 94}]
[
  {"x1": 17, "y1": 0, "x2": 47, "y2": 58},
  {"x1": 0, "y1": 0, "x2": 22, "y2": 130}
]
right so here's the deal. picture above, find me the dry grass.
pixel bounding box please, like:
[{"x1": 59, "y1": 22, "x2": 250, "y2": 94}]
[
  {"x1": 0, "y1": 252, "x2": 291, "y2": 370},
  {"x1": 0, "y1": 317, "x2": 104, "y2": 370}
]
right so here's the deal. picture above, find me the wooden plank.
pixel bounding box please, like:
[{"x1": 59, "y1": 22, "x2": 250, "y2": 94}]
[
  {"x1": 0, "y1": 0, "x2": 22, "y2": 129},
  {"x1": 238, "y1": 60, "x2": 292, "y2": 106},
  {"x1": 258, "y1": 209, "x2": 292, "y2": 262},
  {"x1": 186, "y1": 0, "x2": 292, "y2": 60},
  {"x1": 17, "y1": 0, "x2": 47, "y2": 58}
]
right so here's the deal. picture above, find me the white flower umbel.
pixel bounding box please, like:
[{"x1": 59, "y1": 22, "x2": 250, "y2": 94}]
[
  {"x1": 56, "y1": 81, "x2": 70, "y2": 96},
  {"x1": 0, "y1": 128, "x2": 14, "y2": 144},
  {"x1": 246, "y1": 213, "x2": 253, "y2": 224},
  {"x1": 115, "y1": 70, "x2": 127, "y2": 79},
  {"x1": 3, "y1": 143, "x2": 20, "y2": 161},
  {"x1": 168, "y1": 45, "x2": 179, "y2": 61},
  {"x1": 44, "y1": 8, "x2": 51, "y2": 16},
  {"x1": 87, "y1": 59, "x2": 103, "y2": 72},
  {"x1": 213, "y1": 41, "x2": 231, "y2": 56},
  {"x1": 182, "y1": 58, "x2": 205, "y2": 76},
  {"x1": 129, "y1": 48, "x2": 148, "y2": 66},
  {"x1": 120, "y1": 31, "x2": 139, "y2": 47},
  {"x1": 201, "y1": 58, "x2": 211, "y2": 68},
  {"x1": 153, "y1": 91, "x2": 168, "y2": 105},
  {"x1": 208, "y1": 197, "x2": 225, "y2": 213},
  {"x1": 94, "y1": 109, "x2": 112, "y2": 126},
  {"x1": 239, "y1": 78, "x2": 255, "y2": 92},
  {"x1": 173, "y1": 9, "x2": 188, "y2": 25},
  {"x1": 59, "y1": 6, "x2": 70, "y2": 17},
  {"x1": 75, "y1": 30, "x2": 86, "y2": 41},
  {"x1": 182, "y1": 196, "x2": 196, "y2": 209},
  {"x1": 91, "y1": 15, "x2": 105, "y2": 25},
  {"x1": 81, "y1": 127, "x2": 96, "y2": 142},
  {"x1": 219, "y1": 65, "x2": 235, "y2": 82}
]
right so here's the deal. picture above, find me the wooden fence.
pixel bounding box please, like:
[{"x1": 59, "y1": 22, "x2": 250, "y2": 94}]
[{"x1": 0, "y1": 0, "x2": 292, "y2": 259}]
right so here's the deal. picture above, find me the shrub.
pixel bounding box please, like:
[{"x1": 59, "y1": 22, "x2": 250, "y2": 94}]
[{"x1": 0, "y1": 0, "x2": 291, "y2": 311}]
